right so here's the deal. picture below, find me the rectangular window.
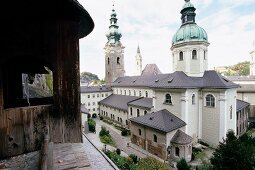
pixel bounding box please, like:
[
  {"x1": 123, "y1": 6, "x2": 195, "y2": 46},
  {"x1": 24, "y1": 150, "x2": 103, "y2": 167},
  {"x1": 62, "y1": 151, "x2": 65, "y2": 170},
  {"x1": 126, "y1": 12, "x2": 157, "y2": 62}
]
[
  {"x1": 93, "y1": 94, "x2": 95, "y2": 98},
  {"x1": 88, "y1": 95, "x2": 90, "y2": 98},
  {"x1": 139, "y1": 129, "x2": 141, "y2": 136},
  {"x1": 97, "y1": 94, "x2": 99, "y2": 97},
  {"x1": 102, "y1": 94, "x2": 104, "y2": 97}
]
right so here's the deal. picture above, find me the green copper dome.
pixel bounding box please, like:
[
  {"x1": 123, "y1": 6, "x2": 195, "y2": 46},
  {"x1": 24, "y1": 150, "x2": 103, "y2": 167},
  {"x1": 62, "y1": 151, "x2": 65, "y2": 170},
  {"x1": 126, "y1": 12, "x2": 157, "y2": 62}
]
[
  {"x1": 172, "y1": 0, "x2": 208, "y2": 46},
  {"x1": 172, "y1": 24, "x2": 208, "y2": 45}
]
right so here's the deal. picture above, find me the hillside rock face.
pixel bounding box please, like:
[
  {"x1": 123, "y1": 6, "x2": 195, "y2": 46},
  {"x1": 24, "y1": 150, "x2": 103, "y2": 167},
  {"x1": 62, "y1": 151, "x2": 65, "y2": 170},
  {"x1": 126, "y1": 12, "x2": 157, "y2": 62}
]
[{"x1": 22, "y1": 74, "x2": 52, "y2": 98}]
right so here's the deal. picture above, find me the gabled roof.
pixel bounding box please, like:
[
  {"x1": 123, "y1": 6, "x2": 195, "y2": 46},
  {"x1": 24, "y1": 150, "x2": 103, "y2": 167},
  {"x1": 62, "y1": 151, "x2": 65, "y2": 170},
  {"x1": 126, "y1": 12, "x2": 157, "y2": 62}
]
[
  {"x1": 130, "y1": 109, "x2": 186, "y2": 133},
  {"x1": 98, "y1": 94, "x2": 140, "y2": 111},
  {"x1": 112, "y1": 70, "x2": 239, "y2": 89},
  {"x1": 141, "y1": 64, "x2": 162, "y2": 76},
  {"x1": 202, "y1": 71, "x2": 239, "y2": 89},
  {"x1": 236, "y1": 99, "x2": 250, "y2": 112},
  {"x1": 80, "y1": 86, "x2": 112, "y2": 93},
  {"x1": 171, "y1": 130, "x2": 193, "y2": 145},
  {"x1": 128, "y1": 98, "x2": 153, "y2": 109}
]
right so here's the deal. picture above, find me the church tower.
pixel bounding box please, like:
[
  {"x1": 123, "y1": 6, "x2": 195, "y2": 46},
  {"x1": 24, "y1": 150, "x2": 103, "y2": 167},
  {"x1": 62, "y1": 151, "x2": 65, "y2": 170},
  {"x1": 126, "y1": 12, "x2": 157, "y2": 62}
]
[
  {"x1": 135, "y1": 45, "x2": 142, "y2": 76},
  {"x1": 104, "y1": 6, "x2": 125, "y2": 84},
  {"x1": 171, "y1": 0, "x2": 210, "y2": 77},
  {"x1": 250, "y1": 42, "x2": 255, "y2": 76}
]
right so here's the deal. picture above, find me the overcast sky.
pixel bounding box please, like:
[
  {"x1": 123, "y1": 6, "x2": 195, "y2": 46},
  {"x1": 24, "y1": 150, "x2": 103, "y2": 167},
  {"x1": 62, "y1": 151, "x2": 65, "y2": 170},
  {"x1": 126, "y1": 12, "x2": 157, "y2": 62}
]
[{"x1": 79, "y1": 0, "x2": 255, "y2": 79}]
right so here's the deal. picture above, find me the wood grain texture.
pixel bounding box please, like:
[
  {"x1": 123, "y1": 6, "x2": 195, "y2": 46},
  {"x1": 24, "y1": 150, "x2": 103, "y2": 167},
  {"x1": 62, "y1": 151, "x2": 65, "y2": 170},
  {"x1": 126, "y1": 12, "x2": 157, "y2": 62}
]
[{"x1": 0, "y1": 105, "x2": 51, "y2": 159}]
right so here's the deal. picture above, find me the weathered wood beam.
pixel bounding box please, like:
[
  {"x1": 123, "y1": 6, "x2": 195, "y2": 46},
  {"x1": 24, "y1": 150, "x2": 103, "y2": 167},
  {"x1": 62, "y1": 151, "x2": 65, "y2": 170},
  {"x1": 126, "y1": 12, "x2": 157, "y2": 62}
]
[{"x1": 50, "y1": 20, "x2": 82, "y2": 143}]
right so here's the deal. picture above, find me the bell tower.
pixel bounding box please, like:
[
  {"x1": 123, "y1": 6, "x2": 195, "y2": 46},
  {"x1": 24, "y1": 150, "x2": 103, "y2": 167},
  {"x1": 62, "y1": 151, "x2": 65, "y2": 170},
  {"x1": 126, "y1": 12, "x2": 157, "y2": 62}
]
[
  {"x1": 135, "y1": 45, "x2": 142, "y2": 76},
  {"x1": 104, "y1": 5, "x2": 125, "y2": 84}
]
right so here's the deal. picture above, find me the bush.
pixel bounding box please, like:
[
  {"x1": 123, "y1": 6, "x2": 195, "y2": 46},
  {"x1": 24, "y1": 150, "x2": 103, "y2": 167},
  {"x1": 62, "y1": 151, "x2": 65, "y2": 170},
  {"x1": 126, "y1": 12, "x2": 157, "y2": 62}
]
[
  {"x1": 104, "y1": 150, "x2": 138, "y2": 169},
  {"x1": 99, "y1": 126, "x2": 109, "y2": 137},
  {"x1": 129, "y1": 154, "x2": 138, "y2": 164},
  {"x1": 121, "y1": 129, "x2": 130, "y2": 136},
  {"x1": 177, "y1": 159, "x2": 190, "y2": 170},
  {"x1": 137, "y1": 157, "x2": 171, "y2": 170},
  {"x1": 116, "y1": 148, "x2": 121, "y2": 155},
  {"x1": 100, "y1": 135, "x2": 113, "y2": 144},
  {"x1": 88, "y1": 119, "x2": 96, "y2": 132}
]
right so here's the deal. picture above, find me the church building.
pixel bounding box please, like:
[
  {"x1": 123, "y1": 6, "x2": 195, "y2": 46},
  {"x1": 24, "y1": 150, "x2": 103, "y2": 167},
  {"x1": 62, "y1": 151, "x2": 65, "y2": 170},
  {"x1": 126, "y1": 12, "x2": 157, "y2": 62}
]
[{"x1": 88, "y1": 0, "x2": 249, "y2": 162}]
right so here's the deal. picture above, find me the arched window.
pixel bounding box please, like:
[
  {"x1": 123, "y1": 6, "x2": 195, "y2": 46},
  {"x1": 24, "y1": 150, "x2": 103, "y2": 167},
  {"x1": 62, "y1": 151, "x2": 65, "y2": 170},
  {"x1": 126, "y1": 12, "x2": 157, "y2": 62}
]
[
  {"x1": 129, "y1": 90, "x2": 131, "y2": 96},
  {"x1": 192, "y1": 50, "x2": 197, "y2": 60},
  {"x1": 144, "y1": 110, "x2": 147, "y2": 115},
  {"x1": 108, "y1": 57, "x2": 110, "y2": 64},
  {"x1": 165, "y1": 94, "x2": 172, "y2": 104},
  {"x1": 205, "y1": 94, "x2": 215, "y2": 107},
  {"x1": 145, "y1": 91, "x2": 148, "y2": 97},
  {"x1": 130, "y1": 107, "x2": 133, "y2": 116},
  {"x1": 134, "y1": 90, "x2": 136, "y2": 96},
  {"x1": 137, "y1": 109, "x2": 140, "y2": 117},
  {"x1": 192, "y1": 94, "x2": 195, "y2": 105},
  {"x1": 179, "y1": 51, "x2": 183, "y2": 61},
  {"x1": 117, "y1": 57, "x2": 120, "y2": 64},
  {"x1": 139, "y1": 129, "x2": 141, "y2": 136},
  {"x1": 204, "y1": 51, "x2": 206, "y2": 60},
  {"x1": 139, "y1": 91, "x2": 142, "y2": 97},
  {"x1": 153, "y1": 134, "x2": 157, "y2": 142},
  {"x1": 175, "y1": 147, "x2": 180, "y2": 157}
]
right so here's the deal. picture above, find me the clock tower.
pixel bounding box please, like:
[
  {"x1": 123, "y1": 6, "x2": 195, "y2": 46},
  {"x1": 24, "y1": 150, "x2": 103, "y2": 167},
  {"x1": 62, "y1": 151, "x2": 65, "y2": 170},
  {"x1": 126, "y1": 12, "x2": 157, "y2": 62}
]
[{"x1": 104, "y1": 6, "x2": 125, "y2": 84}]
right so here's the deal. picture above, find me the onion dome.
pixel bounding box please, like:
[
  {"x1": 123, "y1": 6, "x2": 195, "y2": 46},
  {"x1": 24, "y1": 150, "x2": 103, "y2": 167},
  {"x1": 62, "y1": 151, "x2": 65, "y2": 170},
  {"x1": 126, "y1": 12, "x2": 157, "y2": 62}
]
[
  {"x1": 106, "y1": 8, "x2": 122, "y2": 44},
  {"x1": 172, "y1": 0, "x2": 208, "y2": 46}
]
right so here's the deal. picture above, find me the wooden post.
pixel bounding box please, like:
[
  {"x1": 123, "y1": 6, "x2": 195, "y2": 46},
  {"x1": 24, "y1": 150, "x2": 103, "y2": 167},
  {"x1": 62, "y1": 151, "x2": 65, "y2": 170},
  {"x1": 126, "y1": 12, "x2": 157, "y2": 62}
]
[{"x1": 50, "y1": 20, "x2": 82, "y2": 143}]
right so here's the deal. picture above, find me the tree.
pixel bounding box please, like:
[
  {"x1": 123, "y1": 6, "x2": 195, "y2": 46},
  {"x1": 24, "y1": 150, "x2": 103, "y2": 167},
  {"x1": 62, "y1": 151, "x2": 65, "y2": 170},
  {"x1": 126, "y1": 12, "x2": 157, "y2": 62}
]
[
  {"x1": 210, "y1": 130, "x2": 255, "y2": 169},
  {"x1": 221, "y1": 61, "x2": 250, "y2": 76},
  {"x1": 177, "y1": 159, "x2": 190, "y2": 170}
]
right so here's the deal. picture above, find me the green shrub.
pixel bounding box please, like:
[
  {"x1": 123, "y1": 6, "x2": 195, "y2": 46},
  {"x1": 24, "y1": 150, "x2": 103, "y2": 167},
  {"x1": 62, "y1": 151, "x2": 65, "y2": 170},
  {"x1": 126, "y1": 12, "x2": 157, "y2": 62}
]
[
  {"x1": 88, "y1": 119, "x2": 96, "y2": 132},
  {"x1": 116, "y1": 148, "x2": 121, "y2": 155},
  {"x1": 121, "y1": 129, "x2": 128, "y2": 136},
  {"x1": 177, "y1": 159, "x2": 190, "y2": 170},
  {"x1": 99, "y1": 126, "x2": 109, "y2": 137},
  {"x1": 137, "y1": 157, "x2": 171, "y2": 170},
  {"x1": 129, "y1": 154, "x2": 138, "y2": 164},
  {"x1": 100, "y1": 135, "x2": 113, "y2": 144}
]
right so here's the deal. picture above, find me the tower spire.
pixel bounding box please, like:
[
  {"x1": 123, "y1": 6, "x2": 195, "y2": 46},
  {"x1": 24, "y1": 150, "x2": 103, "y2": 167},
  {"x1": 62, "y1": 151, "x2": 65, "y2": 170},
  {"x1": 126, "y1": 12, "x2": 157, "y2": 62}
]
[{"x1": 106, "y1": 4, "x2": 122, "y2": 44}]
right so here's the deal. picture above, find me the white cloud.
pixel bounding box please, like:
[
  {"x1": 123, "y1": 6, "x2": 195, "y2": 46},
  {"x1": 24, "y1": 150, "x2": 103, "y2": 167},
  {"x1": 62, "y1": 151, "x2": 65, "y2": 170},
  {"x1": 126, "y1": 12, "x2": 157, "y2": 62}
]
[{"x1": 79, "y1": 0, "x2": 255, "y2": 79}]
